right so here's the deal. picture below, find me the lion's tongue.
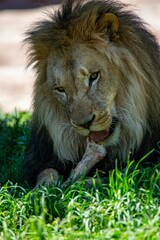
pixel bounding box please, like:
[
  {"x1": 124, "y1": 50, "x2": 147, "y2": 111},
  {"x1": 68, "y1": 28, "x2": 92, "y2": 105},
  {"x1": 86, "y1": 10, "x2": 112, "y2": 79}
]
[{"x1": 89, "y1": 130, "x2": 109, "y2": 142}]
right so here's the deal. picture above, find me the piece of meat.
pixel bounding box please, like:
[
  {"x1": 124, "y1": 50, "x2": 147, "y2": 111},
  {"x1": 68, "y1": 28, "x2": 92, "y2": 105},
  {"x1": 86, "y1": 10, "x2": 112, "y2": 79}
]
[
  {"x1": 62, "y1": 139, "x2": 107, "y2": 188},
  {"x1": 89, "y1": 130, "x2": 109, "y2": 142}
]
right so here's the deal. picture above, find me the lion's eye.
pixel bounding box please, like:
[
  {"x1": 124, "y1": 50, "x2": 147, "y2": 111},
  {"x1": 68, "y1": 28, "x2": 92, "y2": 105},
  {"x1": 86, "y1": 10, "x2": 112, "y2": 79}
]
[
  {"x1": 54, "y1": 86, "x2": 65, "y2": 93},
  {"x1": 89, "y1": 71, "x2": 100, "y2": 87}
]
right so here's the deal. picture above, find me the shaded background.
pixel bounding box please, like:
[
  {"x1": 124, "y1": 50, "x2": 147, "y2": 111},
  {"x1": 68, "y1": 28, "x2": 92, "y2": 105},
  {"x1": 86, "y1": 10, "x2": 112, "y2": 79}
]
[{"x1": 0, "y1": 0, "x2": 160, "y2": 112}]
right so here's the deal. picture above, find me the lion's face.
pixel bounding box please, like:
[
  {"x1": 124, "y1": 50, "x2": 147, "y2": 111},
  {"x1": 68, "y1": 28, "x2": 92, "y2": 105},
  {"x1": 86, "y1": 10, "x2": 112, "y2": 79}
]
[{"x1": 47, "y1": 43, "x2": 121, "y2": 146}]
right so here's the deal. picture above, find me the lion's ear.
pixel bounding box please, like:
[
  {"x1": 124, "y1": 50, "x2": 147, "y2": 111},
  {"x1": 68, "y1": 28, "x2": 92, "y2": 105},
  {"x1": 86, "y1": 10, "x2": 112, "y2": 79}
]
[{"x1": 96, "y1": 13, "x2": 119, "y2": 41}]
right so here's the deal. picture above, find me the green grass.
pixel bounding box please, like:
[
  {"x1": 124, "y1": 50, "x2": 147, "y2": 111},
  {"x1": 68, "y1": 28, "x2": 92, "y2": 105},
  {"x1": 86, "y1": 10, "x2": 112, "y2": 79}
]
[
  {"x1": 0, "y1": 111, "x2": 30, "y2": 186},
  {"x1": 0, "y1": 111, "x2": 160, "y2": 239}
]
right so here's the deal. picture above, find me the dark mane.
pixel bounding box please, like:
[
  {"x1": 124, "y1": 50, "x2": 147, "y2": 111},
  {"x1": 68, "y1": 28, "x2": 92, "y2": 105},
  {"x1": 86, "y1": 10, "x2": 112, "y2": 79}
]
[{"x1": 25, "y1": 0, "x2": 160, "y2": 70}]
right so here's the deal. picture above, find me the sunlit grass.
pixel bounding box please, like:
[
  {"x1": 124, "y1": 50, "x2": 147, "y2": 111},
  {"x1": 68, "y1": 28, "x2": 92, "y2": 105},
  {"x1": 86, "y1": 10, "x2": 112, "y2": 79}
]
[{"x1": 0, "y1": 112, "x2": 160, "y2": 239}]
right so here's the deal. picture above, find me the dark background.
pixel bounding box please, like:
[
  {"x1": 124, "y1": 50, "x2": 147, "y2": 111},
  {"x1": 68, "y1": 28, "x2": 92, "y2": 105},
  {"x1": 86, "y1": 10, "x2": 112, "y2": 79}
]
[{"x1": 0, "y1": 0, "x2": 61, "y2": 10}]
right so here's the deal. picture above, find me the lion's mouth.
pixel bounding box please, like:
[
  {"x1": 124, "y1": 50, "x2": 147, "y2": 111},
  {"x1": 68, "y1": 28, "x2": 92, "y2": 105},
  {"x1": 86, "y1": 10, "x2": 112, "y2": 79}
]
[{"x1": 88, "y1": 117, "x2": 118, "y2": 143}]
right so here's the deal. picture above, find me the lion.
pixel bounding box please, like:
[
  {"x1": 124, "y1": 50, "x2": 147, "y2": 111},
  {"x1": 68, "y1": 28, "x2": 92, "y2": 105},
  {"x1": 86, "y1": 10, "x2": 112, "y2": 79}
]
[{"x1": 24, "y1": 0, "x2": 160, "y2": 187}]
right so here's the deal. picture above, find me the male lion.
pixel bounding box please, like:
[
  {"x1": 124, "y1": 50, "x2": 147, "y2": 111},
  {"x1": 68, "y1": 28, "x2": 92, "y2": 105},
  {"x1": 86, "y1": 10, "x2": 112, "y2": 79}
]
[{"x1": 24, "y1": 0, "x2": 160, "y2": 187}]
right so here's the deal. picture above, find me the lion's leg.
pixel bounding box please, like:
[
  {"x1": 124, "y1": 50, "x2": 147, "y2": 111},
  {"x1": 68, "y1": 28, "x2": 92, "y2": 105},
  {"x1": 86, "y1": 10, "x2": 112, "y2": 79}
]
[
  {"x1": 62, "y1": 140, "x2": 106, "y2": 188},
  {"x1": 35, "y1": 168, "x2": 59, "y2": 189}
]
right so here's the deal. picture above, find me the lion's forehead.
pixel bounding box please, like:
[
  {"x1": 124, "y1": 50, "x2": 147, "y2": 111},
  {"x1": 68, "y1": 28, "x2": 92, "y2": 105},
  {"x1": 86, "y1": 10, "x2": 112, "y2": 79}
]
[
  {"x1": 47, "y1": 45, "x2": 108, "y2": 87},
  {"x1": 48, "y1": 60, "x2": 88, "y2": 89}
]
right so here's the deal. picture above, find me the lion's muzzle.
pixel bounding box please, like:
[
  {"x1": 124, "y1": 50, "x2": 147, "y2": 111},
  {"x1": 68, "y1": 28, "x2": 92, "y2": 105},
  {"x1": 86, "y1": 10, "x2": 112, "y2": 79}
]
[{"x1": 70, "y1": 109, "x2": 119, "y2": 143}]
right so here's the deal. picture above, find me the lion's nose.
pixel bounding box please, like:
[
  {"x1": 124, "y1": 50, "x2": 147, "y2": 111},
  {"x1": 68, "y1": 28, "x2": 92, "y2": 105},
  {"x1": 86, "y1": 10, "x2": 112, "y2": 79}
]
[
  {"x1": 81, "y1": 114, "x2": 95, "y2": 129},
  {"x1": 71, "y1": 114, "x2": 95, "y2": 129}
]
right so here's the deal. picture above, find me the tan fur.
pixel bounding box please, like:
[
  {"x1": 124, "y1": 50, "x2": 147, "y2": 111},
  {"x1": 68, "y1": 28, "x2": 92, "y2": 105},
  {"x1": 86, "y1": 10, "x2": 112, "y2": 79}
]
[{"x1": 25, "y1": 0, "x2": 160, "y2": 185}]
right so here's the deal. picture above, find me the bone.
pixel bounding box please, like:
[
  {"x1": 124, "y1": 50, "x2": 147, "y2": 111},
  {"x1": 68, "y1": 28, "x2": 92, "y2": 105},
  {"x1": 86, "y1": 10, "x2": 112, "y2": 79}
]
[{"x1": 62, "y1": 140, "x2": 106, "y2": 188}]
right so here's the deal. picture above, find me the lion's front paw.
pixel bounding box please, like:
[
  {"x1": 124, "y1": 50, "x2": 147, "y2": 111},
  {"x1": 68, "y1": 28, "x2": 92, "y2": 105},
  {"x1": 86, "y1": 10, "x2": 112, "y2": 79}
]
[{"x1": 35, "y1": 168, "x2": 59, "y2": 189}]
